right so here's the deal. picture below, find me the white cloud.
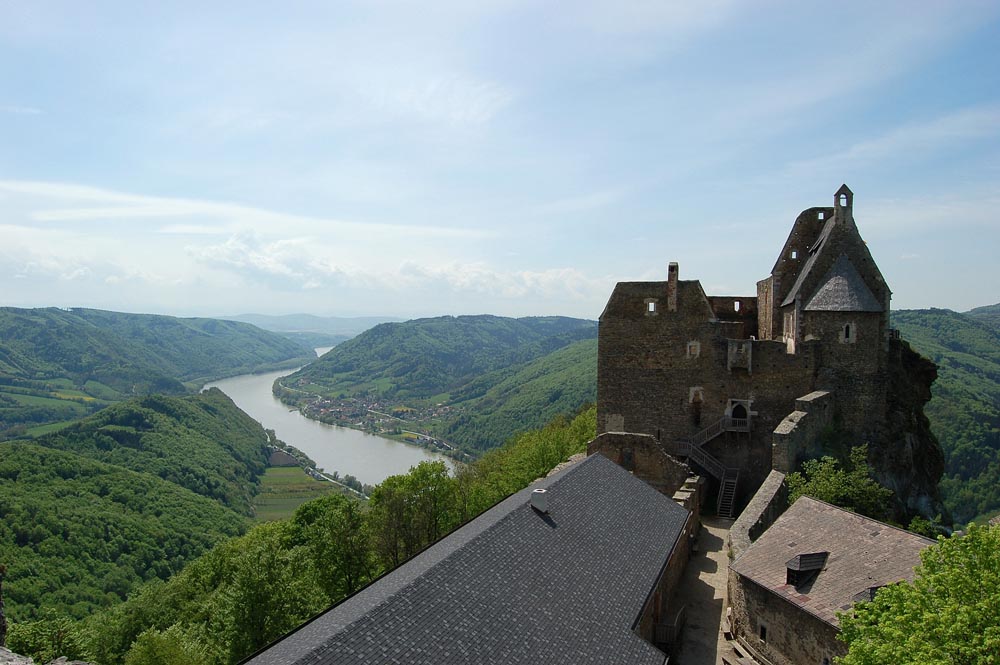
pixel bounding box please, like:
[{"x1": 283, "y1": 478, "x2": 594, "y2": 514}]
[
  {"x1": 362, "y1": 75, "x2": 515, "y2": 127},
  {"x1": 0, "y1": 179, "x2": 493, "y2": 241},
  {"x1": 0, "y1": 104, "x2": 42, "y2": 115}
]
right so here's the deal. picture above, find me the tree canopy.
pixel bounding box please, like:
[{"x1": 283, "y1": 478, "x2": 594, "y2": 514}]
[
  {"x1": 838, "y1": 523, "x2": 1000, "y2": 664},
  {"x1": 787, "y1": 445, "x2": 894, "y2": 521}
]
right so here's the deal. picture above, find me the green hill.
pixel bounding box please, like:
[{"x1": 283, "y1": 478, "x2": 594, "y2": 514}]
[
  {"x1": 34, "y1": 389, "x2": 269, "y2": 515},
  {"x1": 0, "y1": 389, "x2": 272, "y2": 620},
  {"x1": 0, "y1": 307, "x2": 314, "y2": 439},
  {"x1": 277, "y1": 315, "x2": 598, "y2": 452},
  {"x1": 891, "y1": 306, "x2": 1000, "y2": 523},
  {"x1": 438, "y1": 338, "x2": 598, "y2": 449}
]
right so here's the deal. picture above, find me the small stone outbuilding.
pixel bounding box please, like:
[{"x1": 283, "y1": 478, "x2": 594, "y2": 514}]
[{"x1": 727, "y1": 497, "x2": 933, "y2": 665}]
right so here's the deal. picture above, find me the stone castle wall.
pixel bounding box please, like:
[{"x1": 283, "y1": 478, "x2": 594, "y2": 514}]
[{"x1": 771, "y1": 391, "x2": 834, "y2": 473}]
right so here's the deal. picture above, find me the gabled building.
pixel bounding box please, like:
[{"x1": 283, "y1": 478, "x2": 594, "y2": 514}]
[
  {"x1": 242, "y1": 454, "x2": 694, "y2": 665},
  {"x1": 597, "y1": 185, "x2": 901, "y2": 516},
  {"x1": 727, "y1": 496, "x2": 933, "y2": 665}
]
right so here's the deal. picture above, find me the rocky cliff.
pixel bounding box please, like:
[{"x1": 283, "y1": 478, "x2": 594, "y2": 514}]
[
  {"x1": 870, "y1": 339, "x2": 947, "y2": 523},
  {"x1": 0, "y1": 648, "x2": 90, "y2": 665}
]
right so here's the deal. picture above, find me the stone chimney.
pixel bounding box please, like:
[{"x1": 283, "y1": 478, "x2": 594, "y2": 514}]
[{"x1": 667, "y1": 262, "x2": 678, "y2": 312}]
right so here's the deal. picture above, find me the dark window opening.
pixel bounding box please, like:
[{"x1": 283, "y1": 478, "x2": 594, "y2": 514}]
[
  {"x1": 731, "y1": 403, "x2": 748, "y2": 420},
  {"x1": 759, "y1": 624, "x2": 767, "y2": 642}
]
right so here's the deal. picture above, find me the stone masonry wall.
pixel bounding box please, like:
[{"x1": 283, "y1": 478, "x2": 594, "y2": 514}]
[
  {"x1": 588, "y1": 432, "x2": 692, "y2": 497},
  {"x1": 771, "y1": 390, "x2": 834, "y2": 473},
  {"x1": 728, "y1": 470, "x2": 788, "y2": 560},
  {"x1": 727, "y1": 575, "x2": 844, "y2": 665},
  {"x1": 804, "y1": 312, "x2": 885, "y2": 439},
  {"x1": 636, "y1": 510, "x2": 697, "y2": 651}
]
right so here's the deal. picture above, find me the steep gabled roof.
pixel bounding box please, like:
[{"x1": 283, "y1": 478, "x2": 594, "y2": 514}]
[
  {"x1": 730, "y1": 497, "x2": 933, "y2": 627},
  {"x1": 243, "y1": 454, "x2": 689, "y2": 665},
  {"x1": 780, "y1": 216, "x2": 837, "y2": 307},
  {"x1": 804, "y1": 254, "x2": 883, "y2": 312}
]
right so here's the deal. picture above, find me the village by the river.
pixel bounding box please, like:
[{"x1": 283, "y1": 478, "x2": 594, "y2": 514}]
[{"x1": 203, "y1": 350, "x2": 454, "y2": 486}]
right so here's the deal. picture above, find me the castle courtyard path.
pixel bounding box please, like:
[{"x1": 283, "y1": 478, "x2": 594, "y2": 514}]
[{"x1": 672, "y1": 516, "x2": 734, "y2": 665}]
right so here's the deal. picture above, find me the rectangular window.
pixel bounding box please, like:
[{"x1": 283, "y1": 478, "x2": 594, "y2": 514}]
[{"x1": 759, "y1": 623, "x2": 767, "y2": 642}]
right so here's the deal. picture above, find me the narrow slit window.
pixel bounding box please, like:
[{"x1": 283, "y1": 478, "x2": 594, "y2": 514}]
[
  {"x1": 791, "y1": 250, "x2": 798, "y2": 259},
  {"x1": 734, "y1": 300, "x2": 741, "y2": 312}
]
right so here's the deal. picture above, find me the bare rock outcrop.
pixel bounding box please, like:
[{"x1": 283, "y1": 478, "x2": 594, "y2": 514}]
[{"x1": 870, "y1": 339, "x2": 947, "y2": 522}]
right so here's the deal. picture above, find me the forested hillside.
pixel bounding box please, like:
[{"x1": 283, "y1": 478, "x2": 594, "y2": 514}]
[
  {"x1": 6, "y1": 407, "x2": 597, "y2": 665},
  {"x1": 892, "y1": 306, "x2": 1000, "y2": 523},
  {"x1": 277, "y1": 315, "x2": 597, "y2": 452},
  {"x1": 0, "y1": 307, "x2": 313, "y2": 439},
  {"x1": 0, "y1": 390, "x2": 270, "y2": 622}
]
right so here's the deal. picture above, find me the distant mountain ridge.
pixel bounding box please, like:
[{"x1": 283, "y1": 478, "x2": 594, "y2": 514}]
[
  {"x1": 0, "y1": 306, "x2": 314, "y2": 439},
  {"x1": 277, "y1": 315, "x2": 598, "y2": 451}
]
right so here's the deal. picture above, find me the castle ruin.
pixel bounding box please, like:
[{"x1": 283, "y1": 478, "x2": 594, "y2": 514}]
[{"x1": 597, "y1": 185, "x2": 943, "y2": 518}]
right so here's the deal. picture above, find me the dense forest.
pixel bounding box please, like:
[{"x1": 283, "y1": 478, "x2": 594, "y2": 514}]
[
  {"x1": 0, "y1": 307, "x2": 314, "y2": 439},
  {"x1": 5, "y1": 407, "x2": 597, "y2": 664},
  {"x1": 0, "y1": 390, "x2": 270, "y2": 622},
  {"x1": 277, "y1": 315, "x2": 597, "y2": 452},
  {"x1": 891, "y1": 305, "x2": 1000, "y2": 523}
]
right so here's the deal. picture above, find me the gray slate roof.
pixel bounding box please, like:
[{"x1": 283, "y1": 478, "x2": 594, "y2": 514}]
[
  {"x1": 730, "y1": 497, "x2": 933, "y2": 627},
  {"x1": 244, "y1": 454, "x2": 688, "y2": 665},
  {"x1": 804, "y1": 254, "x2": 883, "y2": 312},
  {"x1": 780, "y1": 216, "x2": 837, "y2": 307}
]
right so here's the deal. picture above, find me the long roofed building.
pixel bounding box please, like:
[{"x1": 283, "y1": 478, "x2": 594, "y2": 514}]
[{"x1": 242, "y1": 454, "x2": 693, "y2": 665}]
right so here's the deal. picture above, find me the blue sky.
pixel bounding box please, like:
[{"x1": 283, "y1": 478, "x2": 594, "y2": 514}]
[{"x1": 1, "y1": 1, "x2": 998, "y2": 319}]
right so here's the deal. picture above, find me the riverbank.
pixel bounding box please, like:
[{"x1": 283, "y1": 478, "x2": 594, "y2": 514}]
[
  {"x1": 204, "y1": 366, "x2": 454, "y2": 486},
  {"x1": 272, "y1": 375, "x2": 468, "y2": 462}
]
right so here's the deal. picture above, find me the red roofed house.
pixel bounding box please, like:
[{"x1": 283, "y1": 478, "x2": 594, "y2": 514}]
[{"x1": 727, "y1": 496, "x2": 934, "y2": 665}]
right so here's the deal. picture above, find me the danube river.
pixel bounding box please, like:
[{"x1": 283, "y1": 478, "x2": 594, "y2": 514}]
[{"x1": 204, "y1": 351, "x2": 453, "y2": 485}]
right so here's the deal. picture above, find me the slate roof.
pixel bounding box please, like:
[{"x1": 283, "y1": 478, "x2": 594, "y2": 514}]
[
  {"x1": 780, "y1": 216, "x2": 837, "y2": 307},
  {"x1": 730, "y1": 497, "x2": 933, "y2": 627},
  {"x1": 243, "y1": 454, "x2": 689, "y2": 665},
  {"x1": 803, "y1": 254, "x2": 883, "y2": 312}
]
